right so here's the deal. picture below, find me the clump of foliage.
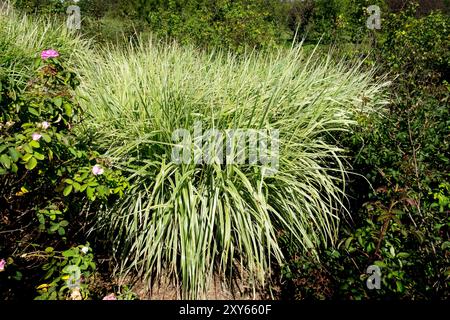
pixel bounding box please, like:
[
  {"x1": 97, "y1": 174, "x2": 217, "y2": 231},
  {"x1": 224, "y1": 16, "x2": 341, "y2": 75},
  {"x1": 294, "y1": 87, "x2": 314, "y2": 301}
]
[
  {"x1": 0, "y1": 6, "x2": 128, "y2": 300},
  {"x1": 282, "y1": 0, "x2": 388, "y2": 44},
  {"x1": 380, "y1": 4, "x2": 450, "y2": 87},
  {"x1": 13, "y1": 0, "x2": 291, "y2": 51},
  {"x1": 128, "y1": 0, "x2": 290, "y2": 52},
  {"x1": 75, "y1": 38, "x2": 388, "y2": 298},
  {"x1": 280, "y1": 2, "x2": 449, "y2": 300},
  {"x1": 35, "y1": 244, "x2": 96, "y2": 300}
]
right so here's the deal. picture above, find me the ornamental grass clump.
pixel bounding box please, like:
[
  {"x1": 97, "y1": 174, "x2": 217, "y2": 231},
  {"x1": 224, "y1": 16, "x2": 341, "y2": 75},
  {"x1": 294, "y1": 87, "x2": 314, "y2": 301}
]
[{"x1": 77, "y1": 41, "x2": 389, "y2": 298}]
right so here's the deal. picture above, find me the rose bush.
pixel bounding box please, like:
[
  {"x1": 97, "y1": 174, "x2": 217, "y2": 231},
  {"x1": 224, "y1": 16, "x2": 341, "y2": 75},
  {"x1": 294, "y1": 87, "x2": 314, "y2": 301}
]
[{"x1": 0, "y1": 48, "x2": 128, "y2": 300}]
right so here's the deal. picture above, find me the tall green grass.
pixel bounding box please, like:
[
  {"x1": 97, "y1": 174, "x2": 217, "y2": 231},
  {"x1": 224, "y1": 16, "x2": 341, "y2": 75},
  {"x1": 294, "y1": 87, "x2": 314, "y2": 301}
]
[{"x1": 76, "y1": 40, "x2": 389, "y2": 298}]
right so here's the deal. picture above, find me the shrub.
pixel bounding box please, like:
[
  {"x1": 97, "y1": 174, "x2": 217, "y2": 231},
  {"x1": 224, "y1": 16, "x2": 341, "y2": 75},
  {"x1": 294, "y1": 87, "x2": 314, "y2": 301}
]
[
  {"x1": 284, "y1": 0, "x2": 388, "y2": 44},
  {"x1": 379, "y1": 5, "x2": 450, "y2": 87},
  {"x1": 126, "y1": 0, "x2": 290, "y2": 52},
  {"x1": 35, "y1": 245, "x2": 96, "y2": 300},
  {"x1": 0, "y1": 7, "x2": 128, "y2": 300},
  {"x1": 280, "y1": 3, "x2": 450, "y2": 300}
]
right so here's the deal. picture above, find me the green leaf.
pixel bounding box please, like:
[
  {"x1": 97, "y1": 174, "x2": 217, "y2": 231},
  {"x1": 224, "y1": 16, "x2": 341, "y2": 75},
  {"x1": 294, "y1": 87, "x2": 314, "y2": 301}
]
[
  {"x1": 374, "y1": 260, "x2": 386, "y2": 267},
  {"x1": 63, "y1": 185, "x2": 73, "y2": 196},
  {"x1": 38, "y1": 214, "x2": 45, "y2": 225},
  {"x1": 25, "y1": 157, "x2": 37, "y2": 170},
  {"x1": 73, "y1": 257, "x2": 81, "y2": 266},
  {"x1": 72, "y1": 182, "x2": 81, "y2": 191},
  {"x1": 41, "y1": 133, "x2": 51, "y2": 143},
  {"x1": 62, "y1": 249, "x2": 76, "y2": 258},
  {"x1": 29, "y1": 140, "x2": 40, "y2": 148},
  {"x1": 69, "y1": 148, "x2": 77, "y2": 157},
  {"x1": 33, "y1": 58, "x2": 41, "y2": 69},
  {"x1": 13, "y1": 271, "x2": 23, "y2": 281},
  {"x1": 45, "y1": 247, "x2": 54, "y2": 253},
  {"x1": 34, "y1": 152, "x2": 45, "y2": 161},
  {"x1": 58, "y1": 227, "x2": 65, "y2": 236},
  {"x1": 28, "y1": 107, "x2": 39, "y2": 116},
  {"x1": 64, "y1": 103, "x2": 72, "y2": 116},
  {"x1": 22, "y1": 153, "x2": 33, "y2": 162},
  {"x1": 344, "y1": 237, "x2": 353, "y2": 249},
  {"x1": 97, "y1": 185, "x2": 109, "y2": 196},
  {"x1": 53, "y1": 97, "x2": 63, "y2": 108},
  {"x1": 23, "y1": 143, "x2": 33, "y2": 154},
  {"x1": 59, "y1": 220, "x2": 69, "y2": 227},
  {"x1": 0, "y1": 154, "x2": 11, "y2": 169},
  {"x1": 86, "y1": 187, "x2": 94, "y2": 199},
  {"x1": 389, "y1": 246, "x2": 396, "y2": 257},
  {"x1": 48, "y1": 223, "x2": 59, "y2": 233},
  {"x1": 8, "y1": 148, "x2": 21, "y2": 162},
  {"x1": 396, "y1": 281, "x2": 405, "y2": 293},
  {"x1": 397, "y1": 252, "x2": 410, "y2": 258}
]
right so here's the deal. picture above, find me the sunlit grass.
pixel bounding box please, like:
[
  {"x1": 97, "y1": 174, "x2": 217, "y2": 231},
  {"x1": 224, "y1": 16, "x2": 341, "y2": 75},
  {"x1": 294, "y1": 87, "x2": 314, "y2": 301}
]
[{"x1": 76, "y1": 39, "x2": 389, "y2": 298}]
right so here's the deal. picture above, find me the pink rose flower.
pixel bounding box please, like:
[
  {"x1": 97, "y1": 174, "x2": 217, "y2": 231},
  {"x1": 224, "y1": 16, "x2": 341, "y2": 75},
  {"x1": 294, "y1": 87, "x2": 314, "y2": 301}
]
[
  {"x1": 32, "y1": 133, "x2": 42, "y2": 141},
  {"x1": 102, "y1": 293, "x2": 117, "y2": 300},
  {"x1": 41, "y1": 49, "x2": 60, "y2": 60},
  {"x1": 92, "y1": 165, "x2": 104, "y2": 176},
  {"x1": 0, "y1": 259, "x2": 6, "y2": 272}
]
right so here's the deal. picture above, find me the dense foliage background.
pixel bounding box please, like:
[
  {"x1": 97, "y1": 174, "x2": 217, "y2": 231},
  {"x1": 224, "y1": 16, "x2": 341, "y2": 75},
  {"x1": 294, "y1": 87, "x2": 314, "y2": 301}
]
[{"x1": 1, "y1": 0, "x2": 449, "y2": 300}]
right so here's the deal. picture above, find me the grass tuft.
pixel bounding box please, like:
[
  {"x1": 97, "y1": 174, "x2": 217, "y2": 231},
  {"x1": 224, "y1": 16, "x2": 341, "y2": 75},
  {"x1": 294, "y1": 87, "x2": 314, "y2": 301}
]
[{"x1": 77, "y1": 40, "x2": 389, "y2": 298}]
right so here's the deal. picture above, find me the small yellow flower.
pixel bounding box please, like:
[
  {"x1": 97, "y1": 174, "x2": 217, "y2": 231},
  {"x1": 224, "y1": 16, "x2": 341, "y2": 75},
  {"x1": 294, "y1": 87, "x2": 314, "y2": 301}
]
[
  {"x1": 15, "y1": 186, "x2": 29, "y2": 196},
  {"x1": 36, "y1": 283, "x2": 50, "y2": 292}
]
